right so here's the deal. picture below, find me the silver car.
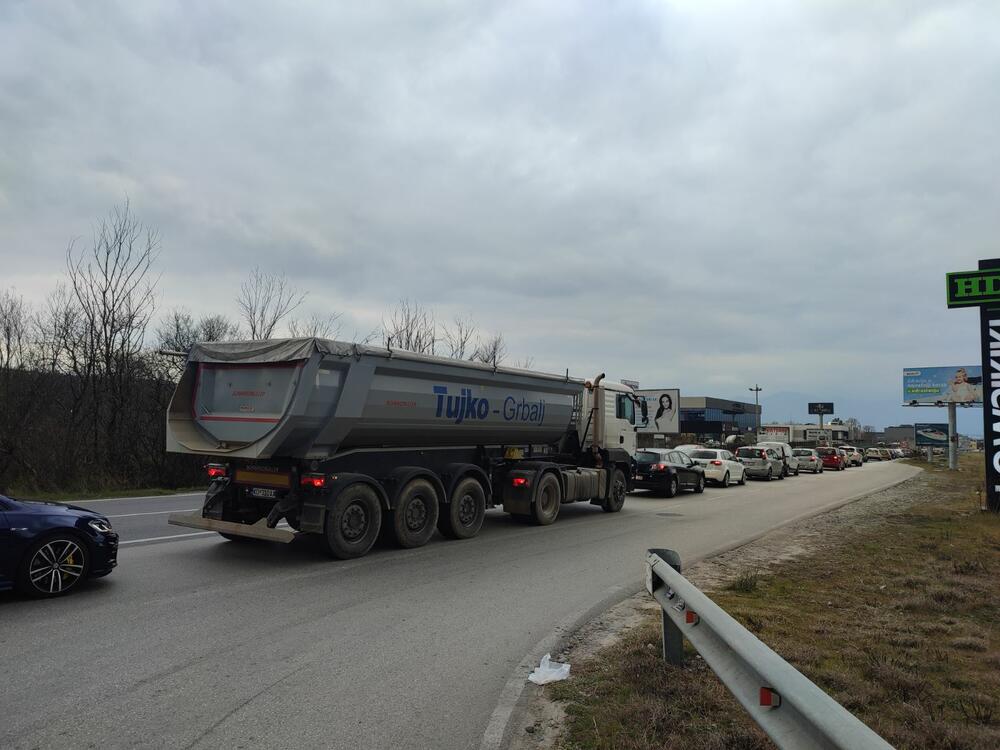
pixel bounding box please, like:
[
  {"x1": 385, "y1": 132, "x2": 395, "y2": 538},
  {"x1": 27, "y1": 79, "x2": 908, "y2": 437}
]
[
  {"x1": 792, "y1": 448, "x2": 823, "y2": 474},
  {"x1": 735, "y1": 446, "x2": 784, "y2": 481}
]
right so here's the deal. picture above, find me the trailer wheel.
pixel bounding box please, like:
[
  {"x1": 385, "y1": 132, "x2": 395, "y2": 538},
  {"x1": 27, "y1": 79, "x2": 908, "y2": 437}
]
[
  {"x1": 531, "y1": 473, "x2": 561, "y2": 525},
  {"x1": 391, "y1": 478, "x2": 440, "y2": 548},
  {"x1": 322, "y1": 483, "x2": 382, "y2": 559},
  {"x1": 438, "y1": 477, "x2": 486, "y2": 539},
  {"x1": 602, "y1": 468, "x2": 626, "y2": 513}
]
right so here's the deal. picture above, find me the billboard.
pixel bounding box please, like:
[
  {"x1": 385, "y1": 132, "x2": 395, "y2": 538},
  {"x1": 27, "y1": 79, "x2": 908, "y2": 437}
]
[
  {"x1": 915, "y1": 423, "x2": 948, "y2": 447},
  {"x1": 634, "y1": 389, "x2": 680, "y2": 435},
  {"x1": 808, "y1": 402, "x2": 834, "y2": 415},
  {"x1": 761, "y1": 425, "x2": 790, "y2": 440},
  {"x1": 903, "y1": 366, "x2": 983, "y2": 405},
  {"x1": 805, "y1": 428, "x2": 830, "y2": 442}
]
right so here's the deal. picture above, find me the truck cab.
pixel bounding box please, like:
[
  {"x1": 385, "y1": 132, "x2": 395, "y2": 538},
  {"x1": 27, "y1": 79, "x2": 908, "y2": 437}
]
[{"x1": 576, "y1": 377, "x2": 639, "y2": 464}]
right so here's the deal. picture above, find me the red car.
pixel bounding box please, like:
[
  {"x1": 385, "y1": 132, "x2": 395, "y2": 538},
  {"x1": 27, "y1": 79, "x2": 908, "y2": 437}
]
[{"x1": 816, "y1": 447, "x2": 847, "y2": 471}]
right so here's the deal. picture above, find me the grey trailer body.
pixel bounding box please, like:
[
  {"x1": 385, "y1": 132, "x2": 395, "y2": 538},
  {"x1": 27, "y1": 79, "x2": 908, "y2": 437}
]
[{"x1": 167, "y1": 338, "x2": 640, "y2": 559}]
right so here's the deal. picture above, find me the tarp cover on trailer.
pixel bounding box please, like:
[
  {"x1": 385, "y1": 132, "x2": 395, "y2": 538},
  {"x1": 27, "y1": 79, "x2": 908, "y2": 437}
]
[{"x1": 186, "y1": 338, "x2": 353, "y2": 364}]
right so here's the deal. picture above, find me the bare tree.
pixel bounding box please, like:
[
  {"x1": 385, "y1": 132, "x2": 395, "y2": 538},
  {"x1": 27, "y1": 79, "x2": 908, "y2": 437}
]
[
  {"x1": 472, "y1": 332, "x2": 507, "y2": 368},
  {"x1": 383, "y1": 299, "x2": 437, "y2": 354},
  {"x1": 157, "y1": 308, "x2": 197, "y2": 353},
  {"x1": 514, "y1": 355, "x2": 535, "y2": 370},
  {"x1": 197, "y1": 313, "x2": 241, "y2": 343},
  {"x1": 236, "y1": 267, "x2": 306, "y2": 340},
  {"x1": 289, "y1": 312, "x2": 343, "y2": 339},
  {"x1": 0, "y1": 289, "x2": 29, "y2": 374},
  {"x1": 442, "y1": 316, "x2": 477, "y2": 359},
  {"x1": 65, "y1": 199, "x2": 160, "y2": 473}
]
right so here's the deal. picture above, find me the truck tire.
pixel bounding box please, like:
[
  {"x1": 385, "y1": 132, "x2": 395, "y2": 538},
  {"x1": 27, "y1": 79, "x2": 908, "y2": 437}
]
[
  {"x1": 531, "y1": 473, "x2": 561, "y2": 525},
  {"x1": 322, "y1": 483, "x2": 382, "y2": 559},
  {"x1": 438, "y1": 477, "x2": 487, "y2": 539},
  {"x1": 391, "y1": 478, "x2": 440, "y2": 548},
  {"x1": 602, "y1": 468, "x2": 626, "y2": 513}
]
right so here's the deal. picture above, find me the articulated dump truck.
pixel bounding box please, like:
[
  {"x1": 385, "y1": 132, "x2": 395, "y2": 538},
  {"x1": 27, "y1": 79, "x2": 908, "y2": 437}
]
[{"x1": 167, "y1": 338, "x2": 645, "y2": 559}]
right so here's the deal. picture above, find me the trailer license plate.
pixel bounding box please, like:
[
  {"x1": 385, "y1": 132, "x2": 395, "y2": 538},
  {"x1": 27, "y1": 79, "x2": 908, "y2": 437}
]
[{"x1": 249, "y1": 487, "x2": 277, "y2": 499}]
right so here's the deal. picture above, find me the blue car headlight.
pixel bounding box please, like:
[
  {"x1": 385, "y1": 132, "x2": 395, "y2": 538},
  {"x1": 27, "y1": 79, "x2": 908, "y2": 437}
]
[{"x1": 88, "y1": 518, "x2": 114, "y2": 534}]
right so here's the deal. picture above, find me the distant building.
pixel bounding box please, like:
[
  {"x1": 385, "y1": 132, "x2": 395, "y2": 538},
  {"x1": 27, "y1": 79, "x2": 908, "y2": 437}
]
[
  {"x1": 882, "y1": 424, "x2": 915, "y2": 446},
  {"x1": 758, "y1": 423, "x2": 851, "y2": 445},
  {"x1": 677, "y1": 396, "x2": 760, "y2": 443}
]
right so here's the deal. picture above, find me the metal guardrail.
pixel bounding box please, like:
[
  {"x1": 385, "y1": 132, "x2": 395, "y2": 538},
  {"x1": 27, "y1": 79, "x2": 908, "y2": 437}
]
[{"x1": 645, "y1": 549, "x2": 894, "y2": 750}]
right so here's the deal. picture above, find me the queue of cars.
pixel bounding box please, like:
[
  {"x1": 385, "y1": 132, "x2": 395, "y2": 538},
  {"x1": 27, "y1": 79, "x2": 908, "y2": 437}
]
[{"x1": 631, "y1": 439, "x2": 901, "y2": 496}]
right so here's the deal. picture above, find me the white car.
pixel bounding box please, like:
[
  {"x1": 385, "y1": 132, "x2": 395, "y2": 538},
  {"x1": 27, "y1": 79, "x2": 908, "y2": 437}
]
[
  {"x1": 755, "y1": 441, "x2": 800, "y2": 477},
  {"x1": 687, "y1": 448, "x2": 747, "y2": 487}
]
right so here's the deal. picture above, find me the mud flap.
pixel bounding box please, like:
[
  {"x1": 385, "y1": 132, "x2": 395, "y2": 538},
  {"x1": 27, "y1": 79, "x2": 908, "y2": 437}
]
[{"x1": 167, "y1": 512, "x2": 295, "y2": 543}]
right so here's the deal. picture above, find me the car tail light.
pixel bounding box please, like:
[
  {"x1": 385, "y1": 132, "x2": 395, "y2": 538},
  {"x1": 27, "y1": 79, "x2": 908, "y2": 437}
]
[
  {"x1": 654, "y1": 463, "x2": 667, "y2": 470},
  {"x1": 206, "y1": 463, "x2": 227, "y2": 479},
  {"x1": 710, "y1": 460, "x2": 722, "y2": 466},
  {"x1": 300, "y1": 473, "x2": 326, "y2": 488},
  {"x1": 512, "y1": 476, "x2": 528, "y2": 488},
  {"x1": 759, "y1": 451, "x2": 767, "y2": 459}
]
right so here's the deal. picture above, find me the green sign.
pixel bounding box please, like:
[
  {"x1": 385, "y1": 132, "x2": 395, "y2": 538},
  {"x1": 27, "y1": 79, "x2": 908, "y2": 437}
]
[{"x1": 947, "y1": 269, "x2": 1000, "y2": 308}]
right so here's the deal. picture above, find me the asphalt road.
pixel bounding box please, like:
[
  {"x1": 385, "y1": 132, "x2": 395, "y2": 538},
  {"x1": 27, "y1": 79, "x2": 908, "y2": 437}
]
[{"x1": 0, "y1": 461, "x2": 920, "y2": 750}]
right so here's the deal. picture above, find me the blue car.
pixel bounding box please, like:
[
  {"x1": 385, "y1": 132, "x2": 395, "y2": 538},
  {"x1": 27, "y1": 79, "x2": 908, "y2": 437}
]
[{"x1": 0, "y1": 495, "x2": 118, "y2": 597}]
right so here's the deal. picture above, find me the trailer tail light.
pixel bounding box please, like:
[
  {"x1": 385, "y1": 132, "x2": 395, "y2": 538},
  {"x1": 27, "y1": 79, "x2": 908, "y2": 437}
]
[
  {"x1": 301, "y1": 473, "x2": 326, "y2": 488},
  {"x1": 512, "y1": 476, "x2": 528, "y2": 488},
  {"x1": 710, "y1": 460, "x2": 722, "y2": 466},
  {"x1": 206, "y1": 464, "x2": 227, "y2": 479}
]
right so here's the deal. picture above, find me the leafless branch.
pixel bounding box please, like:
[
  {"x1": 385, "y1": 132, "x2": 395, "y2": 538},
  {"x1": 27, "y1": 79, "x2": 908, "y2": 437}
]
[{"x1": 236, "y1": 267, "x2": 306, "y2": 340}]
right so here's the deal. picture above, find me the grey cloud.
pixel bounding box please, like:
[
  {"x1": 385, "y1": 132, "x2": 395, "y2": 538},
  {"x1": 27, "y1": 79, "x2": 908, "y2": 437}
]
[{"x1": 1, "y1": 1, "x2": 997, "y2": 436}]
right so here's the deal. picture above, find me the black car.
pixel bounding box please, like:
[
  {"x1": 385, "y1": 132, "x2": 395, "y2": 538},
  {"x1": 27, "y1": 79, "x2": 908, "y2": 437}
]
[
  {"x1": 0, "y1": 495, "x2": 118, "y2": 597},
  {"x1": 633, "y1": 449, "x2": 706, "y2": 497}
]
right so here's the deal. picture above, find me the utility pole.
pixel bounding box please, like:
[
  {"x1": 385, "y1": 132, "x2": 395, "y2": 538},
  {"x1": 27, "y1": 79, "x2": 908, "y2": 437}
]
[{"x1": 749, "y1": 385, "x2": 762, "y2": 440}]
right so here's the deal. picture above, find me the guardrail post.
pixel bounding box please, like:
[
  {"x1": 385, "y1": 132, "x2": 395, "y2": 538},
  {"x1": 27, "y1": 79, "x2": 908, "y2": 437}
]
[{"x1": 648, "y1": 549, "x2": 684, "y2": 666}]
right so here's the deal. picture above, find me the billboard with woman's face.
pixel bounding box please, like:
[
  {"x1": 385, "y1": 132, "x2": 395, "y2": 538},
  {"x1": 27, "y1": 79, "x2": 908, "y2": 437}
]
[
  {"x1": 903, "y1": 367, "x2": 983, "y2": 405},
  {"x1": 634, "y1": 389, "x2": 680, "y2": 434}
]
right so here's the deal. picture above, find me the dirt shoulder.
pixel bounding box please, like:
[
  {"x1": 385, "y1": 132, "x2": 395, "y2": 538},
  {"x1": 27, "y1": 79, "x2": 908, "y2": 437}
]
[{"x1": 511, "y1": 457, "x2": 1000, "y2": 750}]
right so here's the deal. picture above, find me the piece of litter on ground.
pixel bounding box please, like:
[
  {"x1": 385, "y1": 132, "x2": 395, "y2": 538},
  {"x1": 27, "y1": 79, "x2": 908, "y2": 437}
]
[{"x1": 528, "y1": 653, "x2": 570, "y2": 685}]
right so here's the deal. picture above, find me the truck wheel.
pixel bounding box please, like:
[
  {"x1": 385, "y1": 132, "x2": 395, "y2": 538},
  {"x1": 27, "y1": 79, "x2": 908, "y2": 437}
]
[
  {"x1": 531, "y1": 474, "x2": 561, "y2": 525},
  {"x1": 439, "y1": 477, "x2": 486, "y2": 539},
  {"x1": 323, "y1": 483, "x2": 382, "y2": 559},
  {"x1": 602, "y1": 468, "x2": 627, "y2": 513},
  {"x1": 392, "y1": 478, "x2": 440, "y2": 548}
]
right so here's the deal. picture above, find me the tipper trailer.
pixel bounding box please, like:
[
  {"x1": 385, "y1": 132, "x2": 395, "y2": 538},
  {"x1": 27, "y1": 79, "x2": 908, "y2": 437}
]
[{"x1": 167, "y1": 338, "x2": 645, "y2": 558}]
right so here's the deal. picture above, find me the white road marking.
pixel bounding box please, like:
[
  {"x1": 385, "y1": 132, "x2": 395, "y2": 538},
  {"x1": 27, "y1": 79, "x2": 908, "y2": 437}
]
[
  {"x1": 76, "y1": 492, "x2": 203, "y2": 504},
  {"x1": 107, "y1": 508, "x2": 198, "y2": 518},
  {"x1": 119, "y1": 532, "x2": 216, "y2": 545}
]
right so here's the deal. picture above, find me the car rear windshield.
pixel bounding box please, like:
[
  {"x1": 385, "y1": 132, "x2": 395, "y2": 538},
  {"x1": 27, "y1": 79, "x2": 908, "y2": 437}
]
[
  {"x1": 736, "y1": 448, "x2": 763, "y2": 457},
  {"x1": 817, "y1": 448, "x2": 835, "y2": 455},
  {"x1": 689, "y1": 450, "x2": 717, "y2": 459},
  {"x1": 635, "y1": 452, "x2": 661, "y2": 464},
  {"x1": 792, "y1": 449, "x2": 811, "y2": 456}
]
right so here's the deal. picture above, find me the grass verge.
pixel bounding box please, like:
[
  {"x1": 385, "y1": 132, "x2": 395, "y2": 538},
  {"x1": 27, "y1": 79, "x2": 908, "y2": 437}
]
[{"x1": 549, "y1": 456, "x2": 1000, "y2": 749}]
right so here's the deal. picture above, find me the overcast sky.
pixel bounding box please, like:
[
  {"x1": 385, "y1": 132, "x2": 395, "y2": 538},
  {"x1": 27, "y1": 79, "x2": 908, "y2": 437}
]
[{"x1": 1, "y1": 1, "x2": 997, "y2": 435}]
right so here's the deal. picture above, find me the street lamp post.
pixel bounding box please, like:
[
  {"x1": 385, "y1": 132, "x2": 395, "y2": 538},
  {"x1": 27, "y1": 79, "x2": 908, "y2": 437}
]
[{"x1": 749, "y1": 385, "x2": 762, "y2": 439}]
